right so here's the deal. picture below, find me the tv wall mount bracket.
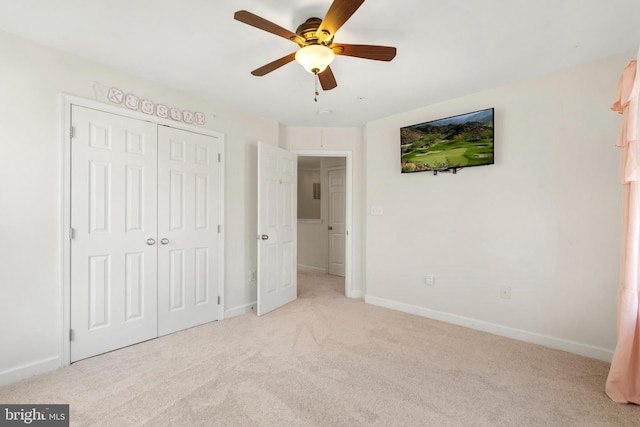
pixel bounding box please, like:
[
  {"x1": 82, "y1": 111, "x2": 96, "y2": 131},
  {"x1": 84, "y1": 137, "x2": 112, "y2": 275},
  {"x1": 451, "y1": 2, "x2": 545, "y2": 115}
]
[{"x1": 433, "y1": 167, "x2": 462, "y2": 175}]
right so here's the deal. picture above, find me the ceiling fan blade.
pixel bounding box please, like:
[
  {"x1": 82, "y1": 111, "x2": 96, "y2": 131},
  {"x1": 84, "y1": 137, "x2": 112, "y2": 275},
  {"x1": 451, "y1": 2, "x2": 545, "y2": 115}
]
[
  {"x1": 251, "y1": 53, "x2": 297, "y2": 76},
  {"x1": 317, "y1": 0, "x2": 365, "y2": 42},
  {"x1": 319, "y1": 66, "x2": 338, "y2": 91},
  {"x1": 234, "y1": 10, "x2": 304, "y2": 45},
  {"x1": 332, "y1": 43, "x2": 397, "y2": 61}
]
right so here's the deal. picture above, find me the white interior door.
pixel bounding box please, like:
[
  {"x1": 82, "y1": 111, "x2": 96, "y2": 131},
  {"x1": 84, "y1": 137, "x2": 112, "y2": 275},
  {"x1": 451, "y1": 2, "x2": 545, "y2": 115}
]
[
  {"x1": 328, "y1": 167, "x2": 346, "y2": 276},
  {"x1": 70, "y1": 106, "x2": 158, "y2": 362},
  {"x1": 257, "y1": 142, "x2": 297, "y2": 316},
  {"x1": 157, "y1": 126, "x2": 220, "y2": 335}
]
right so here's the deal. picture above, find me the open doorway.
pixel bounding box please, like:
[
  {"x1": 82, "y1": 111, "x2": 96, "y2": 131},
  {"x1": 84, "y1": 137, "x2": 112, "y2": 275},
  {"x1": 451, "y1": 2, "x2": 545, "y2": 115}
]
[{"x1": 295, "y1": 151, "x2": 353, "y2": 297}]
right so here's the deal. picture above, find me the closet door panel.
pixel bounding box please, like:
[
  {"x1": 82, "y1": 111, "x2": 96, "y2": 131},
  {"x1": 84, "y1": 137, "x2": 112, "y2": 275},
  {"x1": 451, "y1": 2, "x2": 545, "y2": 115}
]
[
  {"x1": 157, "y1": 126, "x2": 220, "y2": 335},
  {"x1": 70, "y1": 106, "x2": 158, "y2": 362}
]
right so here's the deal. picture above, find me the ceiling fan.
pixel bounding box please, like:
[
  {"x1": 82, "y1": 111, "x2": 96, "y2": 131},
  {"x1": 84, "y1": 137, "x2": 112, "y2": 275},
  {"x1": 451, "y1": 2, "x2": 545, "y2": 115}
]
[{"x1": 234, "y1": 0, "x2": 397, "y2": 93}]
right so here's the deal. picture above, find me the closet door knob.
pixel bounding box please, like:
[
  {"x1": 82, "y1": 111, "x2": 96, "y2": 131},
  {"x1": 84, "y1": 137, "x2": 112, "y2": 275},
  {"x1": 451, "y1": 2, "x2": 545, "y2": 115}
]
[
  {"x1": 146, "y1": 238, "x2": 156, "y2": 246},
  {"x1": 160, "y1": 238, "x2": 170, "y2": 245}
]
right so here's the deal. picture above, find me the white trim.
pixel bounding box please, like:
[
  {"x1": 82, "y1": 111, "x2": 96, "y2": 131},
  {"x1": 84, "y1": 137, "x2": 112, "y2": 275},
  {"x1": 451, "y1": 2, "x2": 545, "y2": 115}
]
[
  {"x1": 61, "y1": 94, "x2": 225, "y2": 367},
  {"x1": 364, "y1": 295, "x2": 614, "y2": 362},
  {"x1": 217, "y1": 137, "x2": 226, "y2": 321},
  {"x1": 61, "y1": 95, "x2": 72, "y2": 369},
  {"x1": 297, "y1": 264, "x2": 328, "y2": 274},
  {"x1": 293, "y1": 150, "x2": 354, "y2": 298},
  {"x1": 225, "y1": 302, "x2": 256, "y2": 318},
  {"x1": 350, "y1": 290, "x2": 364, "y2": 299},
  {"x1": 0, "y1": 356, "x2": 61, "y2": 387}
]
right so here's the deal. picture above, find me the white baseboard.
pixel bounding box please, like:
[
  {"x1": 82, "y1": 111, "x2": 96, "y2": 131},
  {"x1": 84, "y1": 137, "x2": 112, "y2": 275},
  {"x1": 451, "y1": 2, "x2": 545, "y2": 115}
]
[
  {"x1": 225, "y1": 301, "x2": 256, "y2": 318},
  {"x1": 347, "y1": 290, "x2": 364, "y2": 299},
  {"x1": 297, "y1": 264, "x2": 327, "y2": 274},
  {"x1": 364, "y1": 295, "x2": 614, "y2": 362},
  {"x1": 0, "y1": 356, "x2": 61, "y2": 387}
]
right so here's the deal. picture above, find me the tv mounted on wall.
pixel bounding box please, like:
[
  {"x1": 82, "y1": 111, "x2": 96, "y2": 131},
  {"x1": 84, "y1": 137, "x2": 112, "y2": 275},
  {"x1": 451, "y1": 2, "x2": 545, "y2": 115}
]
[{"x1": 400, "y1": 108, "x2": 494, "y2": 174}]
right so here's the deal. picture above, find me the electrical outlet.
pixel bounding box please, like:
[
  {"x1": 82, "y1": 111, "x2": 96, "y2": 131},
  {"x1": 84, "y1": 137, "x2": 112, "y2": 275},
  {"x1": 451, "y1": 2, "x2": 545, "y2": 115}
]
[
  {"x1": 500, "y1": 286, "x2": 511, "y2": 300},
  {"x1": 370, "y1": 206, "x2": 384, "y2": 216},
  {"x1": 425, "y1": 275, "x2": 435, "y2": 286}
]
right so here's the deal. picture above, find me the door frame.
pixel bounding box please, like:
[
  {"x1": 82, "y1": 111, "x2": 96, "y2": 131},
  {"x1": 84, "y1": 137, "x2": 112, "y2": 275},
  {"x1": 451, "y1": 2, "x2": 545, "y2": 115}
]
[
  {"x1": 293, "y1": 150, "x2": 354, "y2": 298},
  {"x1": 61, "y1": 94, "x2": 225, "y2": 366}
]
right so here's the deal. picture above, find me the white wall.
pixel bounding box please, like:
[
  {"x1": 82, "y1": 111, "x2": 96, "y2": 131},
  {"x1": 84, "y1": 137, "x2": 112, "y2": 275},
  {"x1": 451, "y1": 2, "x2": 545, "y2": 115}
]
[
  {"x1": 281, "y1": 127, "x2": 364, "y2": 295},
  {"x1": 364, "y1": 52, "x2": 632, "y2": 361},
  {"x1": 0, "y1": 30, "x2": 278, "y2": 385},
  {"x1": 298, "y1": 168, "x2": 321, "y2": 220},
  {"x1": 297, "y1": 219, "x2": 329, "y2": 273}
]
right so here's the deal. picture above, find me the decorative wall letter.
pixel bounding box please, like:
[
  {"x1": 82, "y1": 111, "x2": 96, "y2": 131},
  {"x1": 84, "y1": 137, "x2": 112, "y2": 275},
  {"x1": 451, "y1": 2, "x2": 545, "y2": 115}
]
[
  {"x1": 125, "y1": 94, "x2": 140, "y2": 110},
  {"x1": 141, "y1": 100, "x2": 155, "y2": 115},
  {"x1": 156, "y1": 104, "x2": 168, "y2": 118},
  {"x1": 107, "y1": 87, "x2": 124, "y2": 104},
  {"x1": 183, "y1": 111, "x2": 194, "y2": 124},
  {"x1": 194, "y1": 112, "x2": 206, "y2": 125},
  {"x1": 170, "y1": 108, "x2": 182, "y2": 121},
  {"x1": 103, "y1": 86, "x2": 207, "y2": 126}
]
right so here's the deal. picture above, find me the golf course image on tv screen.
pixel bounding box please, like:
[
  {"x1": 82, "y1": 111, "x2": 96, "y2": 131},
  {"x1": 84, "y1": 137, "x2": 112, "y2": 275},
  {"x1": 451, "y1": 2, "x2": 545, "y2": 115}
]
[{"x1": 400, "y1": 108, "x2": 494, "y2": 174}]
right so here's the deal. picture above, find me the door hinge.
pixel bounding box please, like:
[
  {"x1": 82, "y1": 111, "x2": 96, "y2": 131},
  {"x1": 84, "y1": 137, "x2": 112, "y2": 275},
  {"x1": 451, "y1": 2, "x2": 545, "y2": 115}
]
[
  {"x1": 69, "y1": 227, "x2": 75, "y2": 240},
  {"x1": 69, "y1": 329, "x2": 74, "y2": 341},
  {"x1": 70, "y1": 126, "x2": 74, "y2": 139},
  {"x1": 217, "y1": 296, "x2": 221, "y2": 305},
  {"x1": 218, "y1": 153, "x2": 221, "y2": 163},
  {"x1": 217, "y1": 224, "x2": 221, "y2": 233}
]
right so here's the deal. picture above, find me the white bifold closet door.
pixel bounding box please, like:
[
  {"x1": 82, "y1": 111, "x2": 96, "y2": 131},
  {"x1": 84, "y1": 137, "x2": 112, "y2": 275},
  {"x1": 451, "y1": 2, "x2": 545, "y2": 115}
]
[
  {"x1": 70, "y1": 107, "x2": 159, "y2": 361},
  {"x1": 70, "y1": 106, "x2": 220, "y2": 362},
  {"x1": 157, "y1": 125, "x2": 219, "y2": 336}
]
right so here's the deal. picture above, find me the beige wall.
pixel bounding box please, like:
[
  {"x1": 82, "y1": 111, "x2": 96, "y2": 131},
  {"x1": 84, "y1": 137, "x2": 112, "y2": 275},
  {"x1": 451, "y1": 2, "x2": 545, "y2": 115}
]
[
  {"x1": 363, "y1": 51, "x2": 632, "y2": 361},
  {"x1": 0, "y1": 30, "x2": 279, "y2": 385}
]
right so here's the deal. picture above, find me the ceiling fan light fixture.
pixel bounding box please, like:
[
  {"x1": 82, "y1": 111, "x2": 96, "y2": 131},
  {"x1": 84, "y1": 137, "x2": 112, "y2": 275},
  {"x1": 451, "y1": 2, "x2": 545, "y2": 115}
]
[{"x1": 295, "y1": 44, "x2": 335, "y2": 74}]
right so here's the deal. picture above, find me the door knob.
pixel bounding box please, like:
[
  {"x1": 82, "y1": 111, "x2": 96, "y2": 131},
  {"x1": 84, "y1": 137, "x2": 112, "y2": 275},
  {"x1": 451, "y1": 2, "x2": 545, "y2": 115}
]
[
  {"x1": 146, "y1": 238, "x2": 156, "y2": 246},
  {"x1": 160, "y1": 238, "x2": 170, "y2": 245},
  {"x1": 261, "y1": 234, "x2": 269, "y2": 240},
  {"x1": 328, "y1": 226, "x2": 333, "y2": 230}
]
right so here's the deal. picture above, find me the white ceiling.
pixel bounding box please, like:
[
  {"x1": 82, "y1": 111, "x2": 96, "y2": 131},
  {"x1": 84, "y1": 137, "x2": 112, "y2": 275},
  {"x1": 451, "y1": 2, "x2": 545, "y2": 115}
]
[{"x1": 0, "y1": 0, "x2": 638, "y2": 127}]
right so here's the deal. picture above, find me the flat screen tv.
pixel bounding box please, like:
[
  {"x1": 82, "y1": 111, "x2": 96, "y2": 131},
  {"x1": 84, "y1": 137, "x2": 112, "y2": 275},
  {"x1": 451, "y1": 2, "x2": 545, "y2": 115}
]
[{"x1": 400, "y1": 108, "x2": 494, "y2": 174}]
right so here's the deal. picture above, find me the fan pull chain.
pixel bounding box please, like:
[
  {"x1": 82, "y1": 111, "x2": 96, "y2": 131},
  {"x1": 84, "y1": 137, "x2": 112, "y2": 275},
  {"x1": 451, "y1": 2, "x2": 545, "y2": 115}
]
[{"x1": 314, "y1": 73, "x2": 320, "y2": 102}]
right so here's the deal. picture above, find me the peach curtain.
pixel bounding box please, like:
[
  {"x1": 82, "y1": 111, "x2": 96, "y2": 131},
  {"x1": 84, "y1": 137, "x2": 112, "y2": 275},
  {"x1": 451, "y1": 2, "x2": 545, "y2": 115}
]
[{"x1": 606, "y1": 58, "x2": 640, "y2": 404}]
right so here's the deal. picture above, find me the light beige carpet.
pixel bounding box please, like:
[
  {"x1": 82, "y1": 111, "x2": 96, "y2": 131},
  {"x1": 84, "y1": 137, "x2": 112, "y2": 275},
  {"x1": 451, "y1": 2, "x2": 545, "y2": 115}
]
[{"x1": 1, "y1": 271, "x2": 638, "y2": 426}]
